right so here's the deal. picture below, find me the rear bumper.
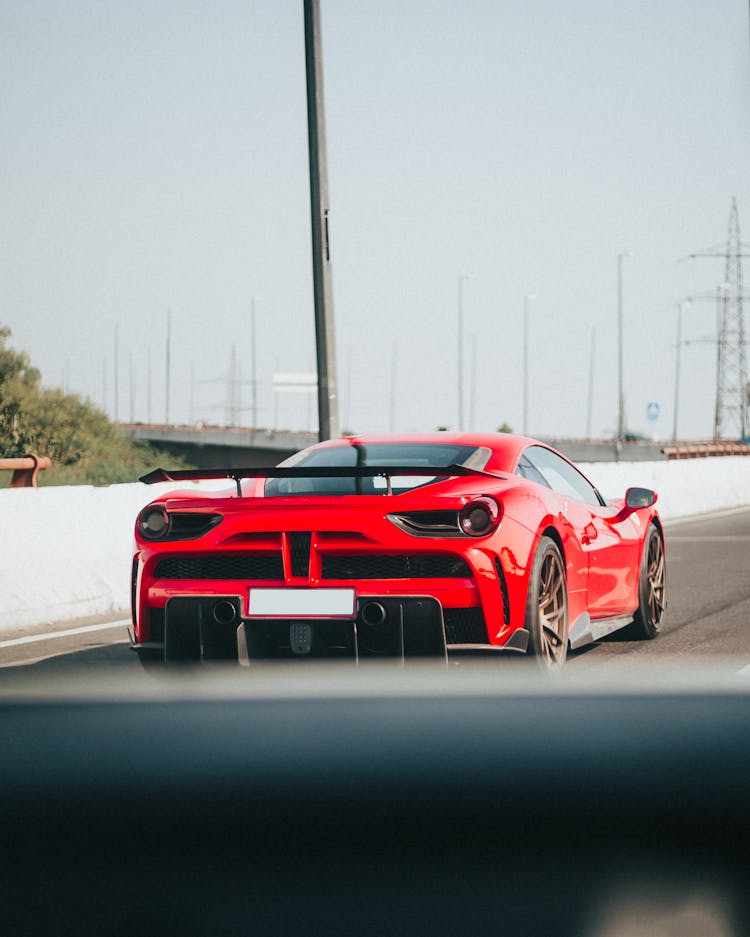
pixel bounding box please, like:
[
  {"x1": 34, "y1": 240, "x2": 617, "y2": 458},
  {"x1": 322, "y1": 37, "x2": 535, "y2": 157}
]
[
  {"x1": 131, "y1": 593, "x2": 528, "y2": 663},
  {"x1": 133, "y1": 523, "x2": 533, "y2": 651}
]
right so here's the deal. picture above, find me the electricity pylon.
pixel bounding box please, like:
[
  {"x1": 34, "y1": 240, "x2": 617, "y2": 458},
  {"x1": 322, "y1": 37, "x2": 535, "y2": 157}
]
[{"x1": 689, "y1": 198, "x2": 750, "y2": 439}]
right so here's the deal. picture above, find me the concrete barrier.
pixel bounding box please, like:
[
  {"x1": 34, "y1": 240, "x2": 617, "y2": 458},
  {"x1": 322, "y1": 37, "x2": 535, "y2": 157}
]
[{"x1": 1, "y1": 457, "x2": 749, "y2": 633}]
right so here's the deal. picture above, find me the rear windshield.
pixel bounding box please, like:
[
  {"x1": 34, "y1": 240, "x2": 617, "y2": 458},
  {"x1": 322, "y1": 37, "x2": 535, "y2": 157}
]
[{"x1": 264, "y1": 443, "x2": 486, "y2": 496}]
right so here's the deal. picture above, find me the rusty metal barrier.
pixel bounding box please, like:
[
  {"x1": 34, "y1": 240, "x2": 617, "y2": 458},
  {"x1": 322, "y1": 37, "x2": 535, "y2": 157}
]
[
  {"x1": 662, "y1": 442, "x2": 750, "y2": 460},
  {"x1": 0, "y1": 454, "x2": 52, "y2": 487}
]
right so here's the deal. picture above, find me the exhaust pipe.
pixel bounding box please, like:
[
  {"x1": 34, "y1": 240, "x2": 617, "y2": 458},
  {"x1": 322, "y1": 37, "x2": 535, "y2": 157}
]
[
  {"x1": 361, "y1": 601, "x2": 387, "y2": 627},
  {"x1": 212, "y1": 600, "x2": 237, "y2": 626}
]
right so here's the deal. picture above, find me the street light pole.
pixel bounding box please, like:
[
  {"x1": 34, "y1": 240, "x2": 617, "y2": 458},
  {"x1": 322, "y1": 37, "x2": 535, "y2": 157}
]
[
  {"x1": 714, "y1": 283, "x2": 730, "y2": 439},
  {"x1": 469, "y1": 331, "x2": 477, "y2": 431},
  {"x1": 304, "y1": 0, "x2": 338, "y2": 441},
  {"x1": 672, "y1": 301, "x2": 690, "y2": 441},
  {"x1": 113, "y1": 324, "x2": 119, "y2": 423},
  {"x1": 457, "y1": 276, "x2": 468, "y2": 431},
  {"x1": 523, "y1": 293, "x2": 536, "y2": 435},
  {"x1": 616, "y1": 252, "x2": 633, "y2": 446},
  {"x1": 585, "y1": 325, "x2": 596, "y2": 439},
  {"x1": 165, "y1": 309, "x2": 172, "y2": 426},
  {"x1": 251, "y1": 295, "x2": 258, "y2": 432},
  {"x1": 147, "y1": 347, "x2": 152, "y2": 424},
  {"x1": 389, "y1": 339, "x2": 397, "y2": 433}
]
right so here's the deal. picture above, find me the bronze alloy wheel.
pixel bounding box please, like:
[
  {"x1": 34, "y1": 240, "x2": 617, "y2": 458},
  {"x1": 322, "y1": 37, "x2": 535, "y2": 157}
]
[
  {"x1": 526, "y1": 536, "x2": 569, "y2": 669},
  {"x1": 645, "y1": 529, "x2": 666, "y2": 626},
  {"x1": 626, "y1": 523, "x2": 666, "y2": 640}
]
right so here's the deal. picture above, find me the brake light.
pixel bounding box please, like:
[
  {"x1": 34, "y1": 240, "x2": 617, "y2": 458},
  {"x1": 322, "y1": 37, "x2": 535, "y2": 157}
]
[
  {"x1": 459, "y1": 497, "x2": 501, "y2": 537},
  {"x1": 136, "y1": 506, "x2": 222, "y2": 541},
  {"x1": 137, "y1": 505, "x2": 169, "y2": 539}
]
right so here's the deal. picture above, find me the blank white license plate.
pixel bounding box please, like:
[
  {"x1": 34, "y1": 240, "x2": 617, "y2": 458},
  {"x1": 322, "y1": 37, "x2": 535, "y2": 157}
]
[{"x1": 247, "y1": 588, "x2": 356, "y2": 618}]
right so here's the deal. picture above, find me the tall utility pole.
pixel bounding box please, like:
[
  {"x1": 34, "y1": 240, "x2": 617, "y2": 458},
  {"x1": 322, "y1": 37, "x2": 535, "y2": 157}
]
[
  {"x1": 250, "y1": 296, "x2": 258, "y2": 431},
  {"x1": 114, "y1": 325, "x2": 119, "y2": 423},
  {"x1": 585, "y1": 326, "x2": 596, "y2": 439},
  {"x1": 273, "y1": 354, "x2": 281, "y2": 430},
  {"x1": 147, "y1": 347, "x2": 152, "y2": 424},
  {"x1": 689, "y1": 198, "x2": 750, "y2": 439},
  {"x1": 672, "y1": 288, "x2": 727, "y2": 438},
  {"x1": 342, "y1": 346, "x2": 352, "y2": 432},
  {"x1": 715, "y1": 283, "x2": 729, "y2": 436},
  {"x1": 226, "y1": 345, "x2": 240, "y2": 427},
  {"x1": 522, "y1": 293, "x2": 536, "y2": 435},
  {"x1": 389, "y1": 340, "x2": 397, "y2": 433},
  {"x1": 469, "y1": 332, "x2": 477, "y2": 431},
  {"x1": 165, "y1": 309, "x2": 172, "y2": 426},
  {"x1": 189, "y1": 362, "x2": 195, "y2": 425},
  {"x1": 128, "y1": 352, "x2": 135, "y2": 423},
  {"x1": 616, "y1": 252, "x2": 633, "y2": 446},
  {"x1": 457, "y1": 276, "x2": 468, "y2": 431},
  {"x1": 672, "y1": 301, "x2": 690, "y2": 441},
  {"x1": 304, "y1": 0, "x2": 338, "y2": 441}
]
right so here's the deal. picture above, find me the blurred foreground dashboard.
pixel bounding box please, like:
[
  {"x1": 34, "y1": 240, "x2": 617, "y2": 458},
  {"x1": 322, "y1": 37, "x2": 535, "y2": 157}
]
[{"x1": 1, "y1": 663, "x2": 749, "y2": 937}]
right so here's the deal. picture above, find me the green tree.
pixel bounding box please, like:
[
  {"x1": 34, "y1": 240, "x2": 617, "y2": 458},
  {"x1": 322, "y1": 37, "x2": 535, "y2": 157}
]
[
  {"x1": 0, "y1": 326, "x2": 42, "y2": 453},
  {"x1": 0, "y1": 326, "x2": 189, "y2": 485}
]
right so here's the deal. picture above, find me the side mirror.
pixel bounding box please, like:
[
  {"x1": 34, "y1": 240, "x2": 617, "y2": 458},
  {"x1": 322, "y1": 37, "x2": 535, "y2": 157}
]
[{"x1": 625, "y1": 487, "x2": 657, "y2": 509}]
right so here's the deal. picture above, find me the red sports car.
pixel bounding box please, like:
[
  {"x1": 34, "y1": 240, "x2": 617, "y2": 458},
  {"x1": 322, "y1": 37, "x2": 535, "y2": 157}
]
[{"x1": 131, "y1": 433, "x2": 666, "y2": 668}]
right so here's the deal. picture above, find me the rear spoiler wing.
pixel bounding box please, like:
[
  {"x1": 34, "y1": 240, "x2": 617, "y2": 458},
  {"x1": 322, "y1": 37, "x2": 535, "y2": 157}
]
[{"x1": 139, "y1": 464, "x2": 497, "y2": 497}]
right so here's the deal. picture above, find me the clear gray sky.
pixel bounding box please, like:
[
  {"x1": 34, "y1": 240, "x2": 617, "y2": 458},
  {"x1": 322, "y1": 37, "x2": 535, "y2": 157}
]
[{"x1": 1, "y1": 1, "x2": 749, "y2": 439}]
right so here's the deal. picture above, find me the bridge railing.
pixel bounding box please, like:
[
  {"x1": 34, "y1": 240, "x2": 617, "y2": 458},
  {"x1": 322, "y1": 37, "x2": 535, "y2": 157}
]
[
  {"x1": 0, "y1": 454, "x2": 52, "y2": 487},
  {"x1": 662, "y1": 442, "x2": 750, "y2": 460}
]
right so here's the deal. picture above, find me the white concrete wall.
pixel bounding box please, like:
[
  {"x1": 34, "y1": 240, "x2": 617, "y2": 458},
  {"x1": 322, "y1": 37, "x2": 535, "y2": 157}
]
[
  {"x1": 1, "y1": 457, "x2": 748, "y2": 633},
  {"x1": 582, "y1": 457, "x2": 750, "y2": 519},
  {"x1": 0, "y1": 482, "x2": 171, "y2": 632}
]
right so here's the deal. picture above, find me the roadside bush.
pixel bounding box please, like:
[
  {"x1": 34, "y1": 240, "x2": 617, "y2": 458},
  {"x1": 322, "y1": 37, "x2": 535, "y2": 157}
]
[{"x1": 0, "y1": 325, "x2": 189, "y2": 486}]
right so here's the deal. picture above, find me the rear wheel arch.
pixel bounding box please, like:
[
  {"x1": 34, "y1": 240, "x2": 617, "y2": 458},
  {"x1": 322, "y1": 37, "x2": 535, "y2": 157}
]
[
  {"x1": 650, "y1": 513, "x2": 664, "y2": 552},
  {"x1": 523, "y1": 523, "x2": 567, "y2": 600},
  {"x1": 540, "y1": 524, "x2": 565, "y2": 570}
]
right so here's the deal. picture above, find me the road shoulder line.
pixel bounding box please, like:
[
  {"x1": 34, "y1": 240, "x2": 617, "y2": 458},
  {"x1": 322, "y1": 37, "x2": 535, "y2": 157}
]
[{"x1": 0, "y1": 619, "x2": 131, "y2": 650}]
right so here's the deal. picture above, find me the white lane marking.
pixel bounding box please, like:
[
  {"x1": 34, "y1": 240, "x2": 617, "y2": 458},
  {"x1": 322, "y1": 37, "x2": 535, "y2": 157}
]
[
  {"x1": 0, "y1": 619, "x2": 130, "y2": 650},
  {"x1": 737, "y1": 664, "x2": 750, "y2": 678},
  {"x1": 668, "y1": 536, "x2": 750, "y2": 542}
]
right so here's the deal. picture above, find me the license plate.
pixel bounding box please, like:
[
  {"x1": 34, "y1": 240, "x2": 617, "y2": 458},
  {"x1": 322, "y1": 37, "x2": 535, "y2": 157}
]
[{"x1": 247, "y1": 588, "x2": 356, "y2": 618}]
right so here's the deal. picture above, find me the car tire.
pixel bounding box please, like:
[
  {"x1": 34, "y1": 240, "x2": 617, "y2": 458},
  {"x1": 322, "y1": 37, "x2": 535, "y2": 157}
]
[
  {"x1": 525, "y1": 536, "x2": 569, "y2": 669},
  {"x1": 625, "y1": 523, "x2": 666, "y2": 640}
]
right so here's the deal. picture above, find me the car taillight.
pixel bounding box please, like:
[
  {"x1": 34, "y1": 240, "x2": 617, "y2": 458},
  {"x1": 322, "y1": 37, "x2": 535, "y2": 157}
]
[
  {"x1": 459, "y1": 497, "x2": 501, "y2": 537},
  {"x1": 136, "y1": 507, "x2": 222, "y2": 541},
  {"x1": 137, "y1": 505, "x2": 169, "y2": 539}
]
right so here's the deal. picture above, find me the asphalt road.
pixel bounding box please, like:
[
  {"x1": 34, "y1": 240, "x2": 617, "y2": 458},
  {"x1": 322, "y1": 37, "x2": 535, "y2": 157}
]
[
  {"x1": 1, "y1": 506, "x2": 749, "y2": 674},
  {"x1": 571, "y1": 505, "x2": 750, "y2": 673}
]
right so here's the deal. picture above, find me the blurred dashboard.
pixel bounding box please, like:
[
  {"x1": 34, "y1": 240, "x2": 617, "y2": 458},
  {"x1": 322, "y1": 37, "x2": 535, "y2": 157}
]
[{"x1": 1, "y1": 664, "x2": 748, "y2": 936}]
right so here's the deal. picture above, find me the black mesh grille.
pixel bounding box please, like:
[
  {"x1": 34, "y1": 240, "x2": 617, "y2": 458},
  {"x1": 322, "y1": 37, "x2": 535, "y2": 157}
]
[
  {"x1": 322, "y1": 554, "x2": 471, "y2": 580},
  {"x1": 443, "y1": 608, "x2": 488, "y2": 644},
  {"x1": 289, "y1": 533, "x2": 311, "y2": 578},
  {"x1": 154, "y1": 553, "x2": 283, "y2": 580}
]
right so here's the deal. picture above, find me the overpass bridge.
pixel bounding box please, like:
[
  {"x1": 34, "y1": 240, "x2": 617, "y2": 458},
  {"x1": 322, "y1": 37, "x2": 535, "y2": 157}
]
[
  {"x1": 119, "y1": 423, "x2": 709, "y2": 467},
  {"x1": 121, "y1": 424, "x2": 318, "y2": 468}
]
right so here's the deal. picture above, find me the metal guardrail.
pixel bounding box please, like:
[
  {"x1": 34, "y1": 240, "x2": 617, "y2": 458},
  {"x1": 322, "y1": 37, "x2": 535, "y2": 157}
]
[
  {"x1": 0, "y1": 454, "x2": 52, "y2": 487},
  {"x1": 662, "y1": 442, "x2": 750, "y2": 460}
]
